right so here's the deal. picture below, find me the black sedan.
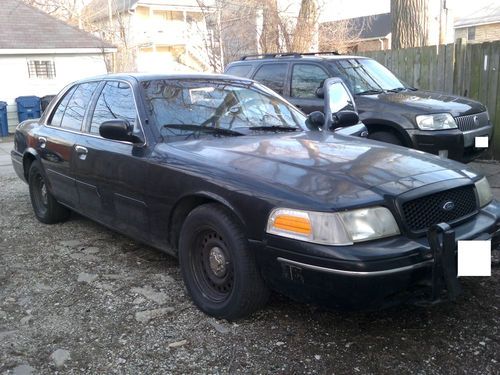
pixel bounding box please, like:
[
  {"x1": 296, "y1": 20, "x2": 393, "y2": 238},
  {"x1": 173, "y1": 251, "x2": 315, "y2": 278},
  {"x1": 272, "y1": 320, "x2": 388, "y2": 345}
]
[{"x1": 11, "y1": 73, "x2": 500, "y2": 320}]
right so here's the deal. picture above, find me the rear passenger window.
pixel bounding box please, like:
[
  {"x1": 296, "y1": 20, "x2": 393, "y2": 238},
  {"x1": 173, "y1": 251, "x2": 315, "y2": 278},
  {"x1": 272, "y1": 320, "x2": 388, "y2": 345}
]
[
  {"x1": 90, "y1": 81, "x2": 137, "y2": 135},
  {"x1": 50, "y1": 85, "x2": 77, "y2": 127},
  {"x1": 60, "y1": 82, "x2": 99, "y2": 131},
  {"x1": 291, "y1": 64, "x2": 329, "y2": 98},
  {"x1": 253, "y1": 63, "x2": 288, "y2": 95},
  {"x1": 225, "y1": 64, "x2": 252, "y2": 77}
]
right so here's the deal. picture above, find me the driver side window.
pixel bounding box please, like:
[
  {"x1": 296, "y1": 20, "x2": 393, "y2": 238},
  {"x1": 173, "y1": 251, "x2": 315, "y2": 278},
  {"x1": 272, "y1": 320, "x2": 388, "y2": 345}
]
[
  {"x1": 90, "y1": 81, "x2": 137, "y2": 135},
  {"x1": 291, "y1": 64, "x2": 329, "y2": 99}
]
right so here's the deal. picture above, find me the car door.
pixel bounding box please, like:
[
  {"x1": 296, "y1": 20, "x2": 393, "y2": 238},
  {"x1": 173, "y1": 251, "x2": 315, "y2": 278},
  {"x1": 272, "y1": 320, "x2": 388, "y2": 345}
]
[
  {"x1": 288, "y1": 63, "x2": 329, "y2": 114},
  {"x1": 251, "y1": 63, "x2": 290, "y2": 97},
  {"x1": 38, "y1": 82, "x2": 98, "y2": 208},
  {"x1": 73, "y1": 80, "x2": 151, "y2": 241}
]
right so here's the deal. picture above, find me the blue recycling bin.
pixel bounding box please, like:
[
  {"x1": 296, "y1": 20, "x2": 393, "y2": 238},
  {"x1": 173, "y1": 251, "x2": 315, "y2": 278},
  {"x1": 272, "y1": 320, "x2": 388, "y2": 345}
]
[
  {"x1": 0, "y1": 101, "x2": 8, "y2": 137},
  {"x1": 16, "y1": 96, "x2": 41, "y2": 122}
]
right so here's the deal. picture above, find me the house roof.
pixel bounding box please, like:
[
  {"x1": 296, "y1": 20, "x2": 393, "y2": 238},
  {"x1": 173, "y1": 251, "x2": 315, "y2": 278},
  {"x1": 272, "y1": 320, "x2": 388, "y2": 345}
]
[
  {"x1": 321, "y1": 13, "x2": 392, "y2": 40},
  {"x1": 455, "y1": 2, "x2": 500, "y2": 28},
  {"x1": 0, "y1": 0, "x2": 114, "y2": 50},
  {"x1": 84, "y1": 0, "x2": 213, "y2": 22}
]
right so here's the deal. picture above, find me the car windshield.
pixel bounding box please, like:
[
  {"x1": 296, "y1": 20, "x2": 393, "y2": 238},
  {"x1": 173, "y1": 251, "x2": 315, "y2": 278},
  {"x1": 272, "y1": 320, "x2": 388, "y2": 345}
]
[
  {"x1": 141, "y1": 79, "x2": 306, "y2": 141},
  {"x1": 332, "y1": 59, "x2": 409, "y2": 95}
]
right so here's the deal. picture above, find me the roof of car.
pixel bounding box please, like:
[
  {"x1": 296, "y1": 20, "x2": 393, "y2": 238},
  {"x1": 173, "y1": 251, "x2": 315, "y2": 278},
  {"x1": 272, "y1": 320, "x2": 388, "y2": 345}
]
[
  {"x1": 76, "y1": 72, "x2": 255, "y2": 84},
  {"x1": 228, "y1": 54, "x2": 369, "y2": 65}
]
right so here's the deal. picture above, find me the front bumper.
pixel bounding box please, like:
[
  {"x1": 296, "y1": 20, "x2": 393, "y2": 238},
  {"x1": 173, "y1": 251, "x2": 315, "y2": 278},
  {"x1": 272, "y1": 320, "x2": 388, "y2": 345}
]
[
  {"x1": 254, "y1": 202, "x2": 500, "y2": 309},
  {"x1": 407, "y1": 124, "x2": 492, "y2": 163}
]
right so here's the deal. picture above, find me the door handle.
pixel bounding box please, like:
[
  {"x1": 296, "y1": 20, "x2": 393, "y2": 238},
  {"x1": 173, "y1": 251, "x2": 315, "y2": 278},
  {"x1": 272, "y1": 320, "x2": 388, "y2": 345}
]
[
  {"x1": 38, "y1": 137, "x2": 47, "y2": 149},
  {"x1": 75, "y1": 145, "x2": 88, "y2": 154},
  {"x1": 74, "y1": 145, "x2": 88, "y2": 160}
]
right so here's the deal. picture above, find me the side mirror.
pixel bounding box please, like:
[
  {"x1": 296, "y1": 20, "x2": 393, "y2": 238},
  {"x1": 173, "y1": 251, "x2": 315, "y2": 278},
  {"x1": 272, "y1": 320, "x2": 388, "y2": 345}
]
[
  {"x1": 99, "y1": 119, "x2": 142, "y2": 143},
  {"x1": 315, "y1": 87, "x2": 324, "y2": 98},
  {"x1": 332, "y1": 110, "x2": 359, "y2": 128},
  {"x1": 306, "y1": 111, "x2": 325, "y2": 130}
]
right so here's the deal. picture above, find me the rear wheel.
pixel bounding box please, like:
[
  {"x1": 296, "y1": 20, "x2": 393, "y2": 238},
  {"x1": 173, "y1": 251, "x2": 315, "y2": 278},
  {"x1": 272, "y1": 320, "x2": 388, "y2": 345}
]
[
  {"x1": 368, "y1": 131, "x2": 403, "y2": 146},
  {"x1": 179, "y1": 203, "x2": 270, "y2": 320},
  {"x1": 28, "y1": 160, "x2": 70, "y2": 224}
]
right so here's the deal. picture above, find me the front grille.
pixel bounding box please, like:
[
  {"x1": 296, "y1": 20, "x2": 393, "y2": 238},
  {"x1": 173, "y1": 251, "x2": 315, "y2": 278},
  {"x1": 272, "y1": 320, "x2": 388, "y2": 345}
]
[
  {"x1": 454, "y1": 112, "x2": 489, "y2": 131},
  {"x1": 402, "y1": 186, "x2": 477, "y2": 232}
]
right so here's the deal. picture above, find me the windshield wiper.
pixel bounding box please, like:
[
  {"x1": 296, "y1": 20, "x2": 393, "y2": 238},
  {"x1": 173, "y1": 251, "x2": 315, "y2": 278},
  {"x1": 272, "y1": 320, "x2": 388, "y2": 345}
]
[
  {"x1": 248, "y1": 125, "x2": 299, "y2": 132},
  {"x1": 355, "y1": 89, "x2": 385, "y2": 96},
  {"x1": 161, "y1": 124, "x2": 244, "y2": 137}
]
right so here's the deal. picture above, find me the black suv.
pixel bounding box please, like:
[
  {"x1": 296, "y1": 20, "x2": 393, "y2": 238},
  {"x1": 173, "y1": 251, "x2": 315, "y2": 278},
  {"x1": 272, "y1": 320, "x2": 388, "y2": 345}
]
[{"x1": 225, "y1": 52, "x2": 493, "y2": 162}]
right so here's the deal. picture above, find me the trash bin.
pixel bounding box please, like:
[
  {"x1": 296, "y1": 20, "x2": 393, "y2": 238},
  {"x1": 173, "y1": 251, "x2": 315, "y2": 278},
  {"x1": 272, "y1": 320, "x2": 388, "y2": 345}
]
[
  {"x1": 41, "y1": 95, "x2": 56, "y2": 113},
  {"x1": 0, "y1": 101, "x2": 8, "y2": 137},
  {"x1": 16, "y1": 96, "x2": 41, "y2": 122}
]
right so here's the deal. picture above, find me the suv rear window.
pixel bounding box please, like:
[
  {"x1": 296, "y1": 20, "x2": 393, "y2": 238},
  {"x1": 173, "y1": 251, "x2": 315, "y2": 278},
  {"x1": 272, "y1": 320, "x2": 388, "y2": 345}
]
[
  {"x1": 225, "y1": 64, "x2": 252, "y2": 77},
  {"x1": 253, "y1": 63, "x2": 288, "y2": 95}
]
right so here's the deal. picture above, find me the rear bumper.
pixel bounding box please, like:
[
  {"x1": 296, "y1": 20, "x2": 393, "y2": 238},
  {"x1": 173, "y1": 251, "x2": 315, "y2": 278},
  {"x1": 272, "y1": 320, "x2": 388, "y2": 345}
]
[
  {"x1": 407, "y1": 124, "x2": 493, "y2": 162},
  {"x1": 11, "y1": 149, "x2": 25, "y2": 182},
  {"x1": 254, "y1": 202, "x2": 500, "y2": 309}
]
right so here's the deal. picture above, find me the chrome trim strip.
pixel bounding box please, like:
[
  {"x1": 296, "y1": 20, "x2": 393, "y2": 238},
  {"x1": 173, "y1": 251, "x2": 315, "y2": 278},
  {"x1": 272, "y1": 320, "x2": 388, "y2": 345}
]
[
  {"x1": 277, "y1": 257, "x2": 434, "y2": 277},
  {"x1": 11, "y1": 157, "x2": 22, "y2": 165}
]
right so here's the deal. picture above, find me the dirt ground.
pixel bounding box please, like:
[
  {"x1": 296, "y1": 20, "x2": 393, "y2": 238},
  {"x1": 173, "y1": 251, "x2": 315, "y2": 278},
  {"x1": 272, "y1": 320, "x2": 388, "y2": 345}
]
[{"x1": 1, "y1": 138, "x2": 499, "y2": 374}]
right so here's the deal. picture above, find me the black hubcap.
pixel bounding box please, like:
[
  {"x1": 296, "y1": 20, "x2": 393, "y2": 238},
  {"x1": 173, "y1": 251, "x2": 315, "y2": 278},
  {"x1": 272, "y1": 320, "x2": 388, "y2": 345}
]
[
  {"x1": 32, "y1": 173, "x2": 48, "y2": 214},
  {"x1": 191, "y1": 229, "x2": 234, "y2": 302}
]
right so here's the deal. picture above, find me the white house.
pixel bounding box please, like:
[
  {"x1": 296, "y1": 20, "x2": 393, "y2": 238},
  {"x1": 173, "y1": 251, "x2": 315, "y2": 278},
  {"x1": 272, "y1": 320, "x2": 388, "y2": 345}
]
[
  {"x1": 83, "y1": 0, "x2": 216, "y2": 73},
  {"x1": 0, "y1": 0, "x2": 115, "y2": 133}
]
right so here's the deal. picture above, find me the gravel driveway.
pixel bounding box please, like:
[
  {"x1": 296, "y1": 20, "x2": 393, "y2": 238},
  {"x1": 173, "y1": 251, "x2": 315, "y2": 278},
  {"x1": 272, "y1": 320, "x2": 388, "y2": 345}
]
[{"x1": 1, "y1": 138, "x2": 499, "y2": 374}]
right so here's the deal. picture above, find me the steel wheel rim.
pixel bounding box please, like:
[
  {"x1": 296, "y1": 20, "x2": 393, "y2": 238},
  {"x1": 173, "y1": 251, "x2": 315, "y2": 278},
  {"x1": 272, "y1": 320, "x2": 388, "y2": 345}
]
[
  {"x1": 32, "y1": 173, "x2": 48, "y2": 215},
  {"x1": 191, "y1": 228, "x2": 234, "y2": 303}
]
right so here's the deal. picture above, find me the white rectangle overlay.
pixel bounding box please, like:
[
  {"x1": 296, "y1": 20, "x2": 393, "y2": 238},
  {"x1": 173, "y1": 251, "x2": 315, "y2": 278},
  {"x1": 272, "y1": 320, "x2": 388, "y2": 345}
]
[
  {"x1": 475, "y1": 137, "x2": 489, "y2": 148},
  {"x1": 457, "y1": 240, "x2": 491, "y2": 277}
]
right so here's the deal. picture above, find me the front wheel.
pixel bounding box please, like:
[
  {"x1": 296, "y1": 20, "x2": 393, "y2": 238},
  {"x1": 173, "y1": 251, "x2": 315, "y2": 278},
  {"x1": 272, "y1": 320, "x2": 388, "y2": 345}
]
[
  {"x1": 179, "y1": 203, "x2": 270, "y2": 320},
  {"x1": 28, "y1": 160, "x2": 70, "y2": 224}
]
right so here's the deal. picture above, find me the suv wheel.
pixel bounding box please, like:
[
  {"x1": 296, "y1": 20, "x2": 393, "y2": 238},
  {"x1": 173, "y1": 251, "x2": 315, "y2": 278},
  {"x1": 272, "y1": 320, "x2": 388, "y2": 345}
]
[{"x1": 179, "y1": 203, "x2": 270, "y2": 320}]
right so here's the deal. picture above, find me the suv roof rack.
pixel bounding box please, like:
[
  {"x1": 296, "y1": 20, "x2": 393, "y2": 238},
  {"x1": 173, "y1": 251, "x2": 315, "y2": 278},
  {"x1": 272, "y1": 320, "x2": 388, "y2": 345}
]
[{"x1": 240, "y1": 51, "x2": 340, "y2": 61}]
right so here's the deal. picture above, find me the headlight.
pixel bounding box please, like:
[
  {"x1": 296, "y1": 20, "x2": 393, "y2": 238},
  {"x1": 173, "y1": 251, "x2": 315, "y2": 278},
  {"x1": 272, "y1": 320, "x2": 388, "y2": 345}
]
[
  {"x1": 266, "y1": 207, "x2": 400, "y2": 245},
  {"x1": 475, "y1": 177, "x2": 493, "y2": 207},
  {"x1": 415, "y1": 113, "x2": 457, "y2": 130}
]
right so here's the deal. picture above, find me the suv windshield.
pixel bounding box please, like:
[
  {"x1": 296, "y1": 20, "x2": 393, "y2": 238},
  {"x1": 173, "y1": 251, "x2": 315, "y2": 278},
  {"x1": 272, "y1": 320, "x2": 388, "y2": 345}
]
[
  {"x1": 141, "y1": 80, "x2": 306, "y2": 141},
  {"x1": 331, "y1": 59, "x2": 408, "y2": 95}
]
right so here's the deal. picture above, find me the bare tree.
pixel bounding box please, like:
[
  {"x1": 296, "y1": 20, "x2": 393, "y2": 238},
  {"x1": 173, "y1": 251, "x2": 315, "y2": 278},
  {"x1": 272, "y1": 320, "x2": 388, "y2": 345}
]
[
  {"x1": 260, "y1": 0, "x2": 281, "y2": 53},
  {"x1": 292, "y1": 0, "x2": 319, "y2": 52},
  {"x1": 391, "y1": 0, "x2": 429, "y2": 49}
]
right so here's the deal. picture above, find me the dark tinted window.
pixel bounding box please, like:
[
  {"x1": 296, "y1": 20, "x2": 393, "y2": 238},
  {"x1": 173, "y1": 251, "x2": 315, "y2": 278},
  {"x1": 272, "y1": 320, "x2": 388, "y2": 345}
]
[
  {"x1": 291, "y1": 64, "x2": 329, "y2": 98},
  {"x1": 60, "y1": 82, "x2": 99, "y2": 131},
  {"x1": 225, "y1": 64, "x2": 253, "y2": 77},
  {"x1": 90, "y1": 81, "x2": 137, "y2": 135},
  {"x1": 253, "y1": 63, "x2": 288, "y2": 95},
  {"x1": 50, "y1": 85, "x2": 77, "y2": 127}
]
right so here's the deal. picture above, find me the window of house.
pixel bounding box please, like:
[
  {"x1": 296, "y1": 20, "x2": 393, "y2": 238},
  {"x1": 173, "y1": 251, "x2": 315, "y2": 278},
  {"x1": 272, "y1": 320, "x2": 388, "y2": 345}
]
[
  {"x1": 90, "y1": 81, "x2": 137, "y2": 135},
  {"x1": 27, "y1": 60, "x2": 56, "y2": 79},
  {"x1": 291, "y1": 64, "x2": 329, "y2": 98},
  {"x1": 468, "y1": 26, "x2": 476, "y2": 41},
  {"x1": 60, "y1": 82, "x2": 99, "y2": 131},
  {"x1": 253, "y1": 63, "x2": 288, "y2": 95}
]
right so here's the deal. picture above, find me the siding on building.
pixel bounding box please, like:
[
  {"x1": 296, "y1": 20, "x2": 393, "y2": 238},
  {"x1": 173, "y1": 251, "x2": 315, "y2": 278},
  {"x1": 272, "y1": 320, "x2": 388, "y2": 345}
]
[
  {"x1": 0, "y1": 52, "x2": 108, "y2": 132},
  {"x1": 455, "y1": 22, "x2": 500, "y2": 43}
]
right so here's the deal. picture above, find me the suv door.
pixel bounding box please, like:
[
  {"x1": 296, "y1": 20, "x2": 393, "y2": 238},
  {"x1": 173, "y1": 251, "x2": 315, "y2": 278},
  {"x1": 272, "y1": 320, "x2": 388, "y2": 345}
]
[
  {"x1": 288, "y1": 63, "x2": 329, "y2": 113},
  {"x1": 40, "y1": 82, "x2": 98, "y2": 208},
  {"x1": 251, "y1": 63, "x2": 289, "y2": 96},
  {"x1": 73, "y1": 80, "x2": 150, "y2": 241}
]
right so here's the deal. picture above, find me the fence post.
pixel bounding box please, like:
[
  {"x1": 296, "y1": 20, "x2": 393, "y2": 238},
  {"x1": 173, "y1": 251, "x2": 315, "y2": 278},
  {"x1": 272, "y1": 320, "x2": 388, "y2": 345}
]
[{"x1": 453, "y1": 38, "x2": 467, "y2": 96}]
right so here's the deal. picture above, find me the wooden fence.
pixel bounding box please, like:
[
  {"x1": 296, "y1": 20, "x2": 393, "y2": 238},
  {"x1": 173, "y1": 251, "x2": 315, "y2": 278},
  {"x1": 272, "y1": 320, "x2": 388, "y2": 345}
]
[{"x1": 360, "y1": 39, "x2": 500, "y2": 159}]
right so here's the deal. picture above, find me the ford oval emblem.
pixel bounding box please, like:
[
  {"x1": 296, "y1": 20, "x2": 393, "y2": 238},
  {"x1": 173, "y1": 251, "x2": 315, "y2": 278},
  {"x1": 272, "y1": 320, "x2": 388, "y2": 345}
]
[
  {"x1": 473, "y1": 115, "x2": 479, "y2": 126},
  {"x1": 442, "y1": 201, "x2": 455, "y2": 211}
]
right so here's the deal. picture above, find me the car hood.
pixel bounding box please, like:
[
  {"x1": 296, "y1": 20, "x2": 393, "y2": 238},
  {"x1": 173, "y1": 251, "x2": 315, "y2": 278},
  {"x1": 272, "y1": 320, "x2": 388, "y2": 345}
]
[
  {"x1": 360, "y1": 90, "x2": 486, "y2": 117},
  {"x1": 159, "y1": 132, "x2": 480, "y2": 209}
]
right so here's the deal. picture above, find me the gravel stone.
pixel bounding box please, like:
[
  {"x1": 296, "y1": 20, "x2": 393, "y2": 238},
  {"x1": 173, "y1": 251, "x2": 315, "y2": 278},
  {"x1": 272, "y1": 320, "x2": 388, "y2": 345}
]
[
  {"x1": 12, "y1": 364, "x2": 36, "y2": 375},
  {"x1": 134, "y1": 308, "x2": 175, "y2": 323},
  {"x1": 50, "y1": 349, "x2": 71, "y2": 368},
  {"x1": 77, "y1": 272, "x2": 98, "y2": 283}
]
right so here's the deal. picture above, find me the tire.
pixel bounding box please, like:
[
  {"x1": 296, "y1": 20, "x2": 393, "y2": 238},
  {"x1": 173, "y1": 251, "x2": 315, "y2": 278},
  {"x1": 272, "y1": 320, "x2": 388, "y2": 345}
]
[
  {"x1": 28, "y1": 160, "x2": 70, "y2": 224},
  {"x1": 368, "y1": 131, "x2": 403, "y2": 146},
  {"x1": 179, "y1": 203, "x2": 270, "y2": 320}
]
